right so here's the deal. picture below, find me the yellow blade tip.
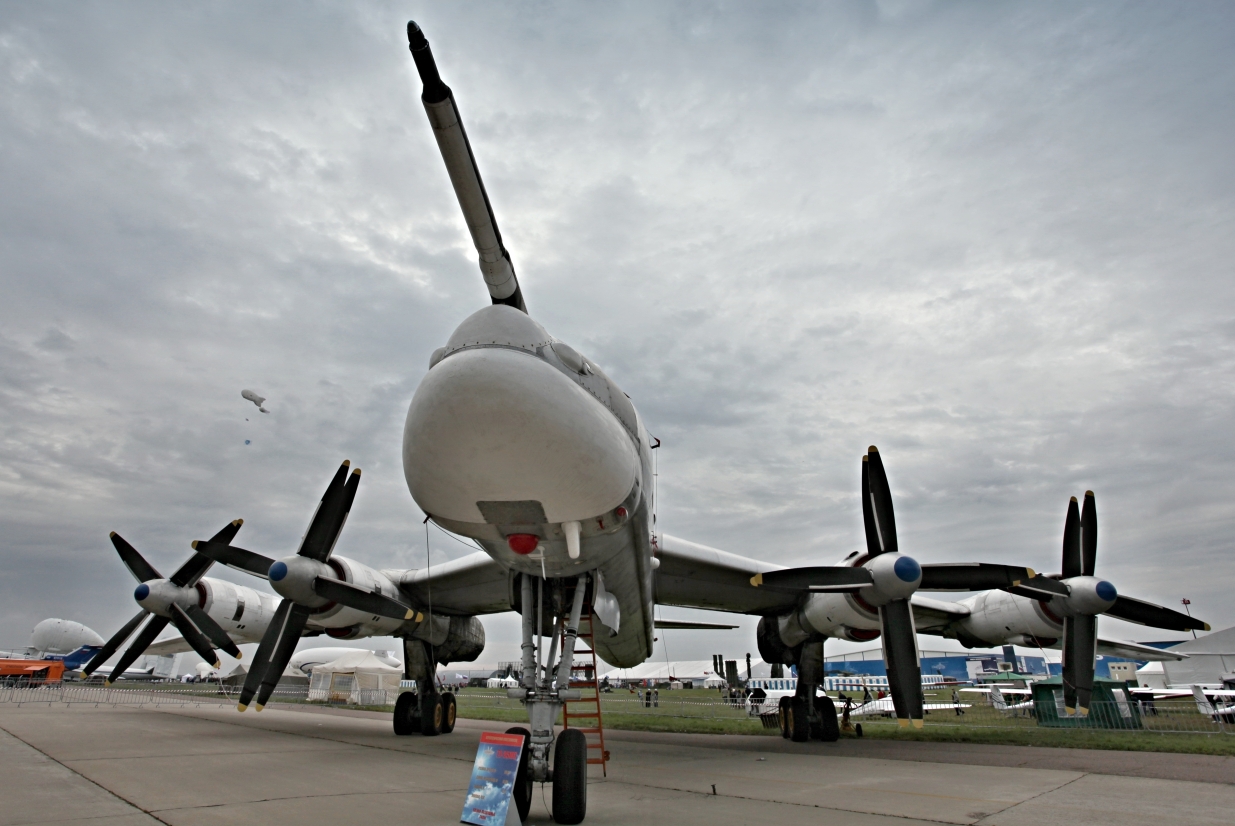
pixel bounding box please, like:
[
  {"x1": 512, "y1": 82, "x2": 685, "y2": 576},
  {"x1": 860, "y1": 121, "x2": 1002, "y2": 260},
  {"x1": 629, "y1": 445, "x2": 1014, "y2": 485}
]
[
  {"x1": 862, "y1": 455, "x2": 869, "y2": 462},
  {"x1": 868, "y1": 445, "x2": 879, "y2": 453},
  {"x1": 352, "y1": 468, "x2": 361, "y2": 477},
  {"x1": 1077, "y1": 707, "x2": 1089, "y2": 717},
  {"x1": 404, "y1": 609, "x2": 415, "y2": 620},
  {"x1": 1065, "y1": 706, "x2": 1075, "y2": 715},
  {"x1": 1085, "y1": 490, "x2": 1094, "y2": 498},
  {"x1": 237, "y1": 703, "x2": 247, "y2": 712},
  {"x1": 1204, "y1": 623, "x2": 1211, "y2": 631},
  {"x1": 255, "y1": 703, "x2": 264, "y2": 712},
  {"x1": 109, "y1": 531, "x2": 118, "y2": 538},
  {"x1": 104, "y1": 680, "x2": 112, "y2": 687},
  {"x1": 897, "y1": 718, "x2": 909, "y2": 728},
  {"x1": 1070, "y1": 496, "x2": 1078, "y2": 502},
  {"x1": 212, "y1": 661, "x2": 221, "y2": 669},
  {"x1": 1026, "y1": 568, "x2": 1036, "y2": 579},
  {"x1": 415, "y1": 612, "x2": 424, "y2": 623},
  {"x1": 912, "y1": 719, "x2": 924, "y2": 730},
  {"x1": 750, "y1": 573, "x2": 763, "y2": 587},
  {"x1": 233, "y1": 518, "x2": 244, "y2": 526},
  {"x1": 235, "y1": 652, "x2": 243, "y2": 660},
  {"x1": 191, "y1": 540, "x2": 199, "y2": 549},
  {"x1": 342, "y1": 459, "x2": 351, "y2": 467}
]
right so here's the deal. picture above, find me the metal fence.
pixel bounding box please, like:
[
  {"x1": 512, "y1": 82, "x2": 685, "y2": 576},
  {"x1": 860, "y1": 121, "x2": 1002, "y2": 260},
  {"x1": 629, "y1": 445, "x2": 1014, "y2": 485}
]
[{"x1": 2, "y1": 683, "x2": 1230, "y2": 736}]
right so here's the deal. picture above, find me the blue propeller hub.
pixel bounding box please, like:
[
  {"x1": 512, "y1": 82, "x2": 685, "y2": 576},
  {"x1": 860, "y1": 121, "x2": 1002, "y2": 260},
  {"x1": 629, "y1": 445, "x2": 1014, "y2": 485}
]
[
  {"x1": 269, "y1": 560, "x2": 289, "y2": 581},
  {"x1": 134, "y1": 583, "x2": 150, "y2": 601},
  {"x1": 1096, "y1": 580, "x2": 1117, "y2": 602},
  {"x1": 894, "y1": 555, "x2": 922, "y2": 583}
]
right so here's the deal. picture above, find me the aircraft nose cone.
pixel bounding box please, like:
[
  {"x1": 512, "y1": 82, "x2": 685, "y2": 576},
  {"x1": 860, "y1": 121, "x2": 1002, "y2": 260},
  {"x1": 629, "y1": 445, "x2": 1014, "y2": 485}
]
[
  {"x1": 894, "y1": 556, "x2": 921, "y2": 583},
  {"x1": 1096, "y1": 580, "x2": 1117, "y2": 602},
  {"x1": 404, "y1": 345, "x2": 640, "y2": 525},
  {"x1": 269, "y1": 560, "x2": 289, "y2": 582},
  {"x1": 134, "y1": 583, "x2": 150, "y2": 601}
]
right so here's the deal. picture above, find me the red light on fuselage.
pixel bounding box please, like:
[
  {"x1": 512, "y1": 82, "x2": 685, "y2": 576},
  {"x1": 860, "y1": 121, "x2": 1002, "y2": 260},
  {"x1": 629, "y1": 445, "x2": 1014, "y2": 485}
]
[
  {"x1": 507, "y1": 534, "x2": 539, "y2": 555},
  {"x1": 616, "y1": 507, "x2": 627, "y2": 519}
]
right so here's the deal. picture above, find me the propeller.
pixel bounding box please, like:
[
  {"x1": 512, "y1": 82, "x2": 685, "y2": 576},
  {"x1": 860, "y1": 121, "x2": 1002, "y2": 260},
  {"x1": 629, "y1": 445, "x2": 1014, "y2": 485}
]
[
  {"x1": 195, "y1": 461, "x2": 421, "y2": 712},
  {"x1": 862, "y1": 447, "x2": 924, "y2": 728},
  {"x1": 1052, "y1": 491, "x2": 1209, "y2": 716},
  {"x1": 82, "y1": 520, "x2": 246, "y2": 683}
]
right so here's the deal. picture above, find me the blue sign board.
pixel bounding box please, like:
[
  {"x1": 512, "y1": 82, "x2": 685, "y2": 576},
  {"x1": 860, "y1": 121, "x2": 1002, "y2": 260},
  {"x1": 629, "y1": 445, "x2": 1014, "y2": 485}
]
[{"x1": 461, "y1": 731, "x2": 524, "y2": 825}]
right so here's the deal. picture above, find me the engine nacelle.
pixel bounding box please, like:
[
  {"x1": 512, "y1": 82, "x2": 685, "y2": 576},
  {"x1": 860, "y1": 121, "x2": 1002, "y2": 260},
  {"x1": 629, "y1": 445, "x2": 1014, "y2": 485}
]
[
  {"x1": 757, "y1": 616, "x2": 798, "y2": 665},
  {"x1": 432, "y1": 616, "x2": 486, "y2": 664}
]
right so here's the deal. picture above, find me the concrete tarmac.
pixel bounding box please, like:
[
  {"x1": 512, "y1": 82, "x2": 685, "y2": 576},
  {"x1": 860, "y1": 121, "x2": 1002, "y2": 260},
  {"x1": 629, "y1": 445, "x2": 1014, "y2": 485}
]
[{"x1": 1, "y1": 702, "x2": 1232, "y2": 826}]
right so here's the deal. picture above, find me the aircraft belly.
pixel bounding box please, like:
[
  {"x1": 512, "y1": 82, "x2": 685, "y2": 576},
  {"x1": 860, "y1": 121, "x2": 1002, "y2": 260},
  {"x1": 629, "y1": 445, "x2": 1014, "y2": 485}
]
[{"x1": 403, "y1": 347, "x2": 639, "y2": 524}]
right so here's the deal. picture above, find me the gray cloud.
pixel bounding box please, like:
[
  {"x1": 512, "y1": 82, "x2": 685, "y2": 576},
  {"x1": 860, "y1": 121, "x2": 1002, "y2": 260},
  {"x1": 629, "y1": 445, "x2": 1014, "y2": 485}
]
[{"x1": 2, "y1": 2, "x2": 1232, "y2": 664}]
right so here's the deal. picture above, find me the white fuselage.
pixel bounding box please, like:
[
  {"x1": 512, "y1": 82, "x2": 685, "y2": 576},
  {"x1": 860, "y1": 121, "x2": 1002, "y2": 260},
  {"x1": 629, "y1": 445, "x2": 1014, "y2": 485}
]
[{"x1": 403, "y1": 305, "x2": 657, "y2": 667}]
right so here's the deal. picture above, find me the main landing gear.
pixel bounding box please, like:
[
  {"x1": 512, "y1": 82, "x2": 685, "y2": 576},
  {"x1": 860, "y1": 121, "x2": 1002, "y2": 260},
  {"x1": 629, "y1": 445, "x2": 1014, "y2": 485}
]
[
  {"x1": 393, "y1": 637, "x2": 457, "y2": 736},
  {"x1": 777, "y1": 641, "x2": 840, "y2": 743},
  {"x1": 505, "y1": 571, "x2": 591, "y2": 824},
  {"x1": 393, "y1": 689, "x2": 456, "y2": 735}
]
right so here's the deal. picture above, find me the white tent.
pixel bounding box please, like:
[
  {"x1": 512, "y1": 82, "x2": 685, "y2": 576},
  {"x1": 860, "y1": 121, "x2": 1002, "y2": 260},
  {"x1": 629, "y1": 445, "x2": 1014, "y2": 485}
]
[
  {"x1": 308, "y1": 650, "x2": 403, "y2": 705},
  {"x1": 220, "y1": 661, "x2": 307, "y2": 688},
  {"x1": 1161, "y1": 626, "x2": 1235, "y2": 687}
]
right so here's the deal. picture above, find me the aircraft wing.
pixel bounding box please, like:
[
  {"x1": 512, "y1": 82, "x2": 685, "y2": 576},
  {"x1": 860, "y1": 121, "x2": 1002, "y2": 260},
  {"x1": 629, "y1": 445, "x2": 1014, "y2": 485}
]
[
  {"x1": 652, "y1": 533, "x2": 797, "y2": 615},
  {"x1": 909, "y1": 595, "x2": 971, "y2": 634},
  {"x1": 1096, "y1": 637, "x2": 1188, "y2": 662},
  {"x1": 145, "y1": 637, "x2": 194, "y2": 656},
  {"x1": 389, "y1": 550, "x2": 511, "y2": 616},
  {"x1": 844, "y1": 698, "x2": 971, "y2": 716}
]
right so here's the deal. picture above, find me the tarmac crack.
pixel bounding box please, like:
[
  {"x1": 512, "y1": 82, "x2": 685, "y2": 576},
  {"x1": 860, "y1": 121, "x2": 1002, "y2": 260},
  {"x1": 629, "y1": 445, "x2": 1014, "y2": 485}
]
[
  {"x1": 969, "y1": 772, "x2": 1089, "y2": 825},
  {"x1": 144, "y1": 785, "x2": 473, "y2": 814},
  {"x1": 0, "y1": 719, "x2": 176, "y2": 826}
]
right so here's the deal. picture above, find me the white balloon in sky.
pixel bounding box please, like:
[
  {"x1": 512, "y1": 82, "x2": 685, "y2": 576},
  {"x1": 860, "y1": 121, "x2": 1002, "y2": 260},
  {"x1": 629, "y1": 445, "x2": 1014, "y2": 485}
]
[{"x1": 241, "y1": 389, "x2": 269, "y2": 413}]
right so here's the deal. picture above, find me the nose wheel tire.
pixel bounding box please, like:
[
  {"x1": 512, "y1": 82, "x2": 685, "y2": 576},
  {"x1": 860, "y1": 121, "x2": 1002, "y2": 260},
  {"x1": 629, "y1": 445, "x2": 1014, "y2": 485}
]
[
  {"x1": 505, "y1": 726, "x2": 533, "y2": 823},
  {"x1": 393, "y1": 692, "x2": 417, "y2": 736},
  {"x1": 552, "y1": 728, "x2": 588, "y2": 825},
  {"x1": 440, "y1": 693, "x2": 457, "y2": 734},
  {"x1": 420, "y1": 693, "x2": 443, "y2": 736}
]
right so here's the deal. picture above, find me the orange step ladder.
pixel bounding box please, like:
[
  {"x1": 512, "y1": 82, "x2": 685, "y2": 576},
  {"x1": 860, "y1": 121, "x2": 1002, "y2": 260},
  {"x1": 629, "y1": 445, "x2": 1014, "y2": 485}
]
[{"x1": 561, "y1": 606, "x2": 610, "y2": 776}]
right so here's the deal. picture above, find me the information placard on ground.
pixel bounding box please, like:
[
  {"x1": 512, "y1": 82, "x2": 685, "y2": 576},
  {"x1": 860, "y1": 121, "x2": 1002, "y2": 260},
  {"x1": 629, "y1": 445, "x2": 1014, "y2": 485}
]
[{"x1": 460, "y1": 731, "x2": 524, "y2": 825}]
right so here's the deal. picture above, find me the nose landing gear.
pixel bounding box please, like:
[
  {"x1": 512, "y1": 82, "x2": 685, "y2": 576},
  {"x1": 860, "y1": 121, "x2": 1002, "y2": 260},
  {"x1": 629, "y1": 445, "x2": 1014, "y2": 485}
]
[{"x1": 505, "y1": 571, "x2": 591, "y2": 824}]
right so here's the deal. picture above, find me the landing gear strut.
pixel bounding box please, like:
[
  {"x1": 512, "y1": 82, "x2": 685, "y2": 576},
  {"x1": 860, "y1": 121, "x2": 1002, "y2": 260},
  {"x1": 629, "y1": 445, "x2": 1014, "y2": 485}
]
[
  {"x1": 787, "y1": 640, "x2": 840, "y2": 742},
  {"x1": 507, "y1": 572, "x2": 590, "y2": 824}
]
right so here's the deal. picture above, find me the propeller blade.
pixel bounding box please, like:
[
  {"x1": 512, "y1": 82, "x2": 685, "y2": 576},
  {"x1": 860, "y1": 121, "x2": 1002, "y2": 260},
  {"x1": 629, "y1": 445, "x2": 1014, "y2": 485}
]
[
  {"x1": 1105, "y1": 595, "x2": 1210, "y2": 632},
  {"x1": 749, "y1": 567, "x2": 874, "y2": 592},
  {"x1": 1061, "y1": 613, "x2": 1096, "y2": 715},
  {"x1": 82, "y1": 610, "x2": 148, "y2": 677},
  {"x1": 1061, "y1": 496, "x2": 1082, "y2": 579},
  {"x1": 183, "y1": 603, "x2": 242, "y2": 659},
  {"x1": 313, "y1": 577, "x2": 418, "y2": 620},
  {"x1": 239, "y1": 599, "x2": 291, "y2": 710},
  {"x1": 191, "y1": 540, "x2": 274, "y2": 579},
  {"x1": 864, "y1": 447, "x2": 898, "y2": 556},
  {"x1": 168, "y1": 604, "x2": 220, "y2": 668},
  {"x1": 297, "y1": 461, "x2": 361, "y2": 562},
  {"x1": 861, "y1": 455, "x2": 881, "y2": 558},
  {"x1": 110, "y1": 532, "x2": 161, "y2": 583},
  {"x1": 106, "y1": 615, "x2": 170, "y2": 684},
  {"x1": 1006, "y1": 576, "x2": 1071, "y2": 599},
  {"x1": 878, "y1": 598, "x2": 923, "y2": 727},
  {"x1": 170, "y1": 519, "x2": 243, "y2": 587},
  {"x1": 1081, "y1": 491, "x2": 1097, "y2": 577},
  {"x1": 919, "y1": 563, "x2": 1041, "y2": 591},
  {"x1": 254, "y1": 604, "x2": 311, "y2": 709}
]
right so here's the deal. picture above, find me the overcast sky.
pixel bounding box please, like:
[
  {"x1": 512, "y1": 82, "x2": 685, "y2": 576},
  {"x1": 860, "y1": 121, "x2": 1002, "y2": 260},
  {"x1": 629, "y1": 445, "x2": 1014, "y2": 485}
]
[{"x1": 2, "y1": 2, "x2": 1232, "y2": 670}]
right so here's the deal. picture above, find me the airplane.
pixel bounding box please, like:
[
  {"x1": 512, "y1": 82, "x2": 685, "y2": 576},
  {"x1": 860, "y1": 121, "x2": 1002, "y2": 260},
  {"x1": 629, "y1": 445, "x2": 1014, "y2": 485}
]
[
  {"x1": 96, "y1": 21, "x2": 1213, "y2": 825},
  {"x1": 960, "y1": 685, "x2": 1034, "y2": 714}
]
